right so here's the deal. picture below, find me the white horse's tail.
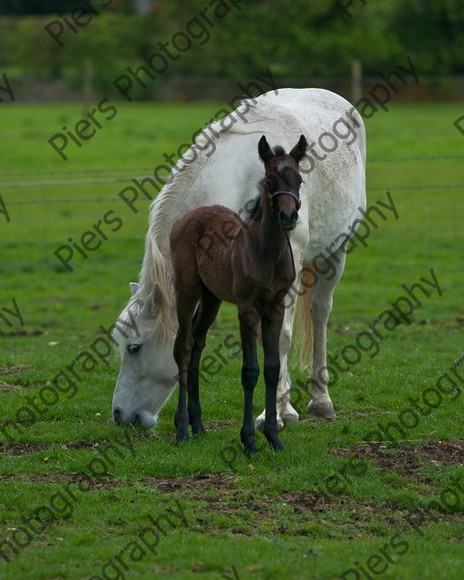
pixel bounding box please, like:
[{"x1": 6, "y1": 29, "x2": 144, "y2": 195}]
[{"x1": 293, "y1": 262, "x2": 315, "y2": 370}]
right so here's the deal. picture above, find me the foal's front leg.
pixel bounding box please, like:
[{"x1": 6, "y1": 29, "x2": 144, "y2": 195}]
[
  {"x1": 261, "y1": 309, "x2": 285, "y2": 450},
  {"x1": 238, "y1": 306, "x2": 260, "y2": 454},
  {"x1": 255, "y1": 296, "x2": 299, "y2": 430}
]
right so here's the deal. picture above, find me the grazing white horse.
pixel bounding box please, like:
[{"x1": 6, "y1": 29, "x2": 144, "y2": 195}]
[{"x1": 112, "y1": 88, "x2": 366, "y2": 431}]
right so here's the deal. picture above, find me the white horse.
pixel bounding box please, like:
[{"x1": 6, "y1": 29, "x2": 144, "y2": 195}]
[{"x1": 111, "y1": 88, "x2": 366, "y2": 431}]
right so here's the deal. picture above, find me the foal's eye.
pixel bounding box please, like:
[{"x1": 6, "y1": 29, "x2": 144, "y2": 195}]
[{"x1": 127, "y1": 343, "x2": 142, "y2": 355}]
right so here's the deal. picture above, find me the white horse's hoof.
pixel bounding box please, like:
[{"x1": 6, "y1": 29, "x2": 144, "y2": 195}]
[
  {"x1": 255, "y1": 411, "x2": 285, "y2": 431},
  {"x1": 307, "y1": 400, "x2": 337, "y2": 419},
  {"x1": 282, "y1": 407, "x2": 299, "y2": 424},
  {"x1": 255, "y1": 411, "x2": 265, "y2": 431}
]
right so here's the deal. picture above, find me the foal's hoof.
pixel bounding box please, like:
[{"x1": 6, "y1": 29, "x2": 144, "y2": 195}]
[
  {"x1": 176, "y1": 428, "x2": 190, "y2": 444},
  {"x1": 307, "y1": 400, "x2": 337, "y2": 419},
  {"x1": 244, "y1": 443, "x2": 258, "y2": 456},
  {"x1": 270, "y1": 440, "x2": 284, "y2": 451},
  {"x1": 191, "y1": 424, "x2": 206, "y2": 436},
  {"x1": 263, "y1": 428, "x2": 284, "y2": 452},
  {"x1": 241, "y1": 436, "x2": 258, "y2": 456}
]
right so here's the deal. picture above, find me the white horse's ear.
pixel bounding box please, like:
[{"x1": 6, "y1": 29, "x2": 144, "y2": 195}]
[
  {"x1": 140, "y1": 283, "x2": 161, "y2": 319},
  {"x1": 130, "y1": 282, "x2": 140, "y2": 296}
]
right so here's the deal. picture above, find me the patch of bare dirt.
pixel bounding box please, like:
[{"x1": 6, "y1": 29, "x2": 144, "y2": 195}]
[
  {"x1": 0, "y1": 329, "x2": 43, "y2": 337},
  {"x1": 142, "y1": 473, "x2": 237, "y2": 494},
  {"x1": 0, "y1": 364, "x2": 27, "y2": 374},
  {"x1": 0, "y1": 472, "x2": 120, "y2": 490},
  {"x1": 333, "y1": 439, "x2": 464, "y2": 477},
  {"x1": 140, "y1": 472, "x2": 448, "y2": 537},
  {"x1": 0, "y1": 442, "x2": 47, "y2": 455},
  {"x1": 0, "y1": 365, "x2": 30, "y2": 390},
  {"x1": 0, "y1": 380, "x2": 23, "y2": 390},
  {"x1": 0, "y1": 441, "x2": 104, "y2": 455}
]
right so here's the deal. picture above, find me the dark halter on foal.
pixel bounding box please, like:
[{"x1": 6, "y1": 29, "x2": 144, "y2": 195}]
[{"x1": 270, "y1": 190, "x2": 301, "y2": 210}]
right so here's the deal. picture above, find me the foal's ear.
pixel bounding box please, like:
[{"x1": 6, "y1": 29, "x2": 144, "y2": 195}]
[
  {"x1": 290, "y1": 135, "x2": 307, "y2": 163},
  {"x1": 258, "y1": 135, "x2": 274, "y2": 164}
]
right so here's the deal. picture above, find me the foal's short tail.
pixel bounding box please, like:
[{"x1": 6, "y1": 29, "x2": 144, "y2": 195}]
[{"x1": 293, "y1": 262, "x2": 316, "y2": 370}]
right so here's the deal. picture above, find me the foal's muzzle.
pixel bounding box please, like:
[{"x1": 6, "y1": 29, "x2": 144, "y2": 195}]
[
  {"x1": 279, "y1": 209, "x2": 299, "y2": 231},
  {"x1": 272, "y1": 190, "x2": 300, "y2": 231}
]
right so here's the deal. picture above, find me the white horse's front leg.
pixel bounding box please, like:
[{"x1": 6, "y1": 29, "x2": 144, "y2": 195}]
[{"x1": 255, "y1": 297, "x2": 299, "y2": 430}]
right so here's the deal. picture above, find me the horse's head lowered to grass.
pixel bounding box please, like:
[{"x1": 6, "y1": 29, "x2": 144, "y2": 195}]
[{"x1": 112, "y1": 279, "x2": 178, "y2": 430}]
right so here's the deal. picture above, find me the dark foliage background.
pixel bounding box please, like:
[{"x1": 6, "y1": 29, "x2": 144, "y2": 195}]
[{"x1": 0, "y1": 0, "x2": 463, "y2": 97}]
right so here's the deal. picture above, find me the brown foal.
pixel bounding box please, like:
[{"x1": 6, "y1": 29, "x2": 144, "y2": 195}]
[{"x1": 170, "y1": 134, "x2": 307, "y2": 453}]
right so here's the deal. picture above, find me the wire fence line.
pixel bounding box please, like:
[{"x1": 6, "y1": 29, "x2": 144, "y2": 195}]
[
  {"x1": 0, "y1": 155, "x2": 461, "y2": 193},
  {"x1": 0, "y1": 153, "x2": 462, "y2": 177},
  {"x1": 0, "y1": 177, "x2": 149, "y2": 189},
  {"x1": 1, "y1": 184, "x2": 462, "y2": 202}
]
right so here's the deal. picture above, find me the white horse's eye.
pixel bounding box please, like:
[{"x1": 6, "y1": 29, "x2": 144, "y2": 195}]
[{"x1": 127, "y1": 343, "x2": 142, "y2": 355}]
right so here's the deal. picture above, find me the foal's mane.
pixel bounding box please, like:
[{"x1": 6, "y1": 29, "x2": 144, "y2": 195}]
[{"x1": 272, "y1": 145, "x2": 286, "y2": 156}]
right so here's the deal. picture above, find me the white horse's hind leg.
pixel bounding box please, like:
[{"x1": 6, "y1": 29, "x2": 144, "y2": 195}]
[
  {"x1": 277, "y1": 321, "x2": 300, "y2": 425},
  {"x1": 307, "y1": 247, "x2": 347, "y2": 418},
  {"x1": 255, "y1": 297, "x2": 299, "y2": 430}
]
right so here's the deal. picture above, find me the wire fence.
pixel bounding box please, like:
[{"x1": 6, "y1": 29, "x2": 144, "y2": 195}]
[
  {"x1": 1, "y1": 154, "x2": 462, "y2": 196},
  {"x1": 0, "y1": 153, "x2": 461, "y2": 326}
]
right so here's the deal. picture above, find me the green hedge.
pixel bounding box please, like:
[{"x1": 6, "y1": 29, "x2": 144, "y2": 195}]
[{"x1": 1, "y1": 0, "x2": 463, "y2": 99}]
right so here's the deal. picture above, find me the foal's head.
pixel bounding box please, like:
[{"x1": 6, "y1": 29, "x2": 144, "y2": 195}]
[{"x1": 258, "y1": 134, "x2": 307, "y2": 231}]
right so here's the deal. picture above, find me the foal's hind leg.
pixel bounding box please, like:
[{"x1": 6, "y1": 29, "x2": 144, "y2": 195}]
[
  {"x1": 187, "y1": 286, "x2": 222, "y2": 435},
  {"x1": 173, "y1": 274, "x2": 202, "y2": 443},
  {"x1": 174, "y1": 319, "x2": 194, "y2": 442}
]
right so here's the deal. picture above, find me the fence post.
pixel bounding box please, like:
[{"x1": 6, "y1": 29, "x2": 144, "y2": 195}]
[
  {"x1": 83, "y1": 57, "x2": 93, "y2": 112},
  {"x1": 351, "y1": 59, "x2": 362, "y2": 103}
]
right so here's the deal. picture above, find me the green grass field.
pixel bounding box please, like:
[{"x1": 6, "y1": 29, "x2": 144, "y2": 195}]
[{"x1": 0, "y1": 100, "x2": 463, "y2": 580}]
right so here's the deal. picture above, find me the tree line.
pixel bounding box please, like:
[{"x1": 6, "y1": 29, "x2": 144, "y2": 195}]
[{"x1": 0, "y1": 0, "x2": 462, "y2": 100}]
